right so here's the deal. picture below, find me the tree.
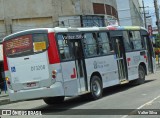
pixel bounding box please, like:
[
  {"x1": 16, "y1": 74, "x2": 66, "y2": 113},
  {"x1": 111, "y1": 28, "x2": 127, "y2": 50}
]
[{"x1": 155, "y1": 34, "x2": 160, "y2": 48}]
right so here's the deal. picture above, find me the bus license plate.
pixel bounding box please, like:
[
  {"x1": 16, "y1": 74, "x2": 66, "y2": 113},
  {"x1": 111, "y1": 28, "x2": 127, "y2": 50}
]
[{"x1": 27, "y1": 82, "x2": 36, "y2": 87}]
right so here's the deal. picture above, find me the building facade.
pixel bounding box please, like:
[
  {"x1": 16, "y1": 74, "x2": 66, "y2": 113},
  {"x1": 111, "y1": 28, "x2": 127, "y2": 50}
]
[
  {"x1": 0, "y1": 0, "x2": 118, "y2": 40},
  {"x1": 116, "y1": 0, "x2": 144, "y2": 27}
]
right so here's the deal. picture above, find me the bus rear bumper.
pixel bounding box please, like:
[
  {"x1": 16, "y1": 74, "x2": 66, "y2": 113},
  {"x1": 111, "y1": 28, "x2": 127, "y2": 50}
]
[{"x1": 8, "y1": 82, "x2": 64, "y2": 102}]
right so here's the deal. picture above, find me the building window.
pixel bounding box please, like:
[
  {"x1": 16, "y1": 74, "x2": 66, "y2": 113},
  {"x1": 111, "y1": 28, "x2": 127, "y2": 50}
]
[
  {"x1": 112, "y1": 7, "x2": 118, "y2": 19},
  {"x1": 93, "y1": 3, "x2": 105, "y2": 14},
  {"x1": 105, "y1": 4, "x2": 112, "y2": 15},
  {"x1": 105, "y1": 4, "x2": 118, "y2": 19},
  {"x1": 93, "y1": 3, "x2": 118, "y2": 19},
  {"x1": 81, "y1": 15, "x2": 105, "y2": 27}
]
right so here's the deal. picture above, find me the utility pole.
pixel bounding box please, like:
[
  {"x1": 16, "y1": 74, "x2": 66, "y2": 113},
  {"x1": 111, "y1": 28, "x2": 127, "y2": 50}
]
[
  {"x1": 142, "y1": 0, "x2": 147, "y2": 28},
  {"x1": 140, "y1": 0, "x2": 148, "y2": 28},
  {"x1": 154, "y1": 0, "x2": 160, "y2": 34}
]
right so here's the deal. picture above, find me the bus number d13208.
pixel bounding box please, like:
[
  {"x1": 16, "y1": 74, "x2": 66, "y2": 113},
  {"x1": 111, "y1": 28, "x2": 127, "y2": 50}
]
[{"x1": 31, "y1": 65, "x2": 45, "y2": 71}]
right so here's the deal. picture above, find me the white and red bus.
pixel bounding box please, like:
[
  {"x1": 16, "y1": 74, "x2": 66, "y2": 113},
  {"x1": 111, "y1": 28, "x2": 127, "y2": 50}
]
[{"x1": 3, "y1": 26, "x2": 156, "y2": 105}]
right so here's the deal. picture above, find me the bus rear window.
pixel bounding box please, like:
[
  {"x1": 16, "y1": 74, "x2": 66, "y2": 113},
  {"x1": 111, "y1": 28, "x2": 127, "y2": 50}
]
[
  {"x1": 4, "y1": 35, "x2": 33, "y2": 57},
  {"x1": 4, "y1": 34, "x2": 49, "y2": 57},
  {"x1": 33, "y1": 34, "x2": 49, "y2": 52}
]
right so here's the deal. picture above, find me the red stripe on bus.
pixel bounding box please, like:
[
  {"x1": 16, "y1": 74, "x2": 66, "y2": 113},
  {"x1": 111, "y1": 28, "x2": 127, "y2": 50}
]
[
  {"x1": 127, "y1": 58, "x2": 131, "y2": 66},
  {"x1": 144, "y1": 55, "x2": 148, "y2": 62},
  {"x1": 3, "y1": 42, "x2": 9, "y2": 71},
  {"x1": 71, "y1": 68, "x2": 76, "y2": 79},
  {"x1": 127, "y1": 58, "x2": 131, "y2": 62},
  {"x1": 107, "y1": 26, "x2": 117, "y2": 30},
  {"x1": 48, "y1": 32, "x2": 60, "y2": 64}
]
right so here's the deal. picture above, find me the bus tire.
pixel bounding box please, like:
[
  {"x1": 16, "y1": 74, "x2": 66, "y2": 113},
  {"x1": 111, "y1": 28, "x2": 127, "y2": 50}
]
[
  {"x1": 43, "y1": 96, "x2": 64, "y2": 105},
  {"x1": 90, "y1": 76, "x2": 103, "y2": 100},
  {"x1": 138, "y1": 65, "x2": 146, "y2": 84},
  {"x1": 131, "y1": 65, "x2": 145, "y2": 85}
]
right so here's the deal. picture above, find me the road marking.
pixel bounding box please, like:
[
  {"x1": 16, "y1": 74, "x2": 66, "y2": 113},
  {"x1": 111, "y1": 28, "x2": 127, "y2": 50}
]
[
  {"x1": 121, "y1": 95, "x2": 160, "y2": 118},
  {"x1": 137, "y1": 95, "x2": 160, "y2": 109},
  {"x1": 142, "y1": 94, "x2": 147, "y2": 96}
]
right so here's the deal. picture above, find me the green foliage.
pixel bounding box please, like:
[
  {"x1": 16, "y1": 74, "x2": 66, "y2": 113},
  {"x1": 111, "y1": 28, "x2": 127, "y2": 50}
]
[
  {"x1": 155, "y1": 48, "x2": 160, "y2": 55},
  {"x1": 155, "y1": 34, "x2": 160, "y2": 48}
]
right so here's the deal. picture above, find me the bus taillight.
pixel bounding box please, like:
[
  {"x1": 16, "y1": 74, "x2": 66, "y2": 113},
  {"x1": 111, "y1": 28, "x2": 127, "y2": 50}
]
[
  {"x1": 144, "y1": 55, "x2": 148, "y2": 62},
  {"x1": 6, "y1": 77, "x2": 11, "y2": 85},
  {"x1": 52, "y1": 70, "x2": 57, "y2": 79},
  {"x1": 3, "y1": 42, "x2": 9, "y2": 71},
  {"x1": 5, "y1": 77, "x2": 13, "y2": 89},
  {"x1": 52, "y1": 75, "x2": 56, "y2": 79}
]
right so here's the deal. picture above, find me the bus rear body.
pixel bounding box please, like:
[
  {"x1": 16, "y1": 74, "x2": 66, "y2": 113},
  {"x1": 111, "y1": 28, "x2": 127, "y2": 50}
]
[{"x1": 3, "y1": 29, "x2": 64, "y2": 101}]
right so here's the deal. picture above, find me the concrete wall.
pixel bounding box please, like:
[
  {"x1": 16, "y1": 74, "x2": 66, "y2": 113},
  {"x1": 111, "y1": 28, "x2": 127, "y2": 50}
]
[
  {"x1": 117, "y1": 0, "x2": 143, "y2": 26},
  {"x1": 0, "y1": 0, "x2": 79, "y2": 35},
  {"x1": 116, "y1": 0, "x2": 132, "y2": 26},
  {"x1": 0, "y1": 20, "x2": 5, "y2": 39},
  {"x1": 12, "y1": 17, "x2": 54, "y2": 33},
  {"x1": 59, "y1": 16, "x2": 81, "y2": 27},
  {"x1": 0, "y1": 0, "x2": 117, "y2": 39},
  {"x1": 129, "y1": 0, "x2": 143, "y2": 26}
]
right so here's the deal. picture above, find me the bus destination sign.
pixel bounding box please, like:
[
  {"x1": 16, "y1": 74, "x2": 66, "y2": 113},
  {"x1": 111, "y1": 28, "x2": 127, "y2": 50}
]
[{"x1": 63, "y1": 34, "x2": 84, "y2": 40}]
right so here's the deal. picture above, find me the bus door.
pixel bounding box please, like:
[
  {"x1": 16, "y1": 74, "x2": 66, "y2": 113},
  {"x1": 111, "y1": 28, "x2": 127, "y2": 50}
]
[
  {"x1": 70, "y1": 39, "x2": 88, "y2": 93},
  {"x1": 143, "y1": 36, "x2": 156, "y2": 73},
  {"x1": 112, "y1": 36, "x2": 128, "y2": 84}
]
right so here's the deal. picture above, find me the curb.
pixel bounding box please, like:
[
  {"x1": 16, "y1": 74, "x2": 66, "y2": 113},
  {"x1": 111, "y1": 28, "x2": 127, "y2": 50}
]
[
  {"x1": 0, "y1": 94, "x2": 8, "y2": 98},
  {"x1": 0, "y1": 97, "x2": 10, "y2": 105}
]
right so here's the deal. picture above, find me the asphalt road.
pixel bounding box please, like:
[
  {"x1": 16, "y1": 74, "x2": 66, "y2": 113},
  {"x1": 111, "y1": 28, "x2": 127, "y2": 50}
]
[{"x1": 0, "y1": 71, "x2": 160, "y2": 118}]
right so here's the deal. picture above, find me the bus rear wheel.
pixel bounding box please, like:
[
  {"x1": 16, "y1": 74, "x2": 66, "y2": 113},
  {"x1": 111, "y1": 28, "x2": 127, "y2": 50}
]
[
  {"x1": 131, "y1": 65, "x2": 145, "y2": 85},
  {"x1": 43, "y1": 96, "x2": 64, "y2": 105},
  {"x1": 90, "y1": 76, "x2": 103, "y2": 100},
  {"x1": 138, "y1": 65, "x2": 145, "y2": 84}
]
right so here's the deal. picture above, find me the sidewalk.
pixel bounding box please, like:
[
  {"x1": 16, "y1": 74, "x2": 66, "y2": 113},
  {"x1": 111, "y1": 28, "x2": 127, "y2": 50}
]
[
  {"x1": 156, "y1": 63, "x2": 160, "y2": 70},
  {"x1": 0, "y1": 90, "x2": 10, "y2": 105},
  {"x1": 0, "y1": 90, "x2": 8, "y2": 97}
]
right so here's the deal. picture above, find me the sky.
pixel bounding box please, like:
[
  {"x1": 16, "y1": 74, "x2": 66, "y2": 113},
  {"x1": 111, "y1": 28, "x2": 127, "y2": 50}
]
[{"x1": 143, "y1": 0, "x2": 159, "y2": 27}]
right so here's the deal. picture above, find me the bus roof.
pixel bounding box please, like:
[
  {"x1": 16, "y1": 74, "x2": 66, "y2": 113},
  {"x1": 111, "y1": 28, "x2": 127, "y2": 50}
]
[
  {"x1": 54, "y1": 26, "x2": 147, "y2": 32},
  {"x1": 3, "y1": 26, "x2": 147, "y2": 41}
]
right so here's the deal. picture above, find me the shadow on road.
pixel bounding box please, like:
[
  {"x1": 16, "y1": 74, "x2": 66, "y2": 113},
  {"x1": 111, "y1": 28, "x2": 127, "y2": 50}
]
[
  {"x1": 31, "y1": 79, "x2": 156, "y2": 115},
  {"x1": 102, "y1": 79, "x2": 156, "y2": 98}
]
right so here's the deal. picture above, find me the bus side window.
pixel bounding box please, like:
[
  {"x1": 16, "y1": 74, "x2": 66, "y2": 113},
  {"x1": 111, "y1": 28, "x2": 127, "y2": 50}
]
[
  {"x1": 57, "y1": 34, "x2": 72, "y2": 61},
  {"x1": 33, "y1": 34, "x2": 49, "y2": 52},
  {"x1": 140, "y1": 35, "x2": 145, "y2": 49},
  {"x1": 83, "y1": 33, "x2": 97, "y2": 57},
  {"x1": 123, "y1": 31, "x2": 132, "y2": 51},
  {"x1": 98, "y1": 32, "x2": 111, "y2": 55},
  {"x1": 129, "y1": 31, "x2": 143, "y2": 50}
]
